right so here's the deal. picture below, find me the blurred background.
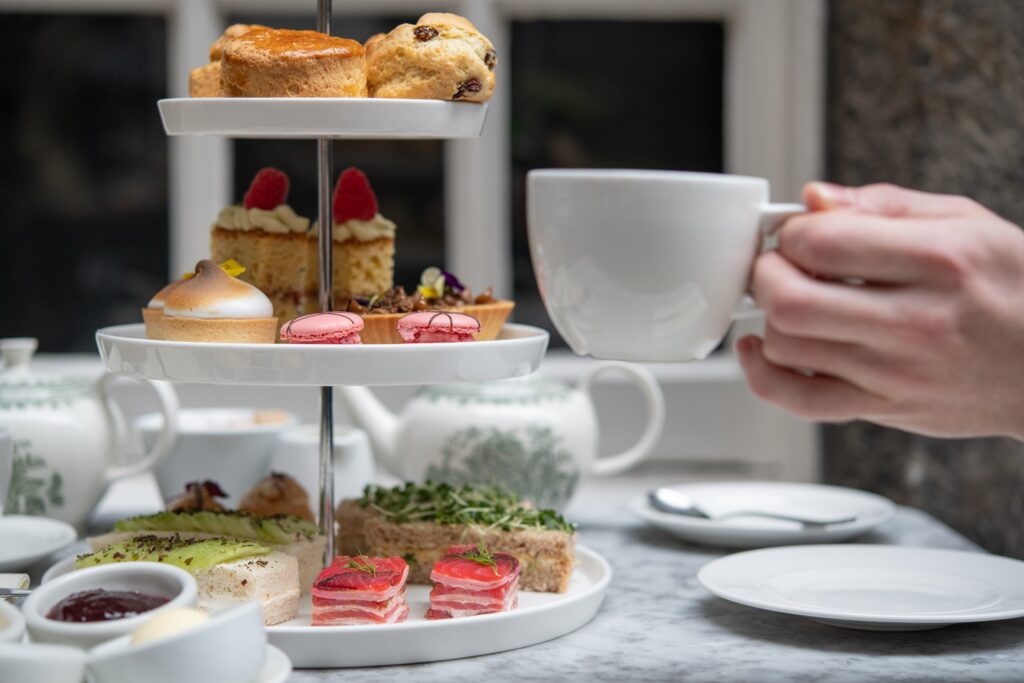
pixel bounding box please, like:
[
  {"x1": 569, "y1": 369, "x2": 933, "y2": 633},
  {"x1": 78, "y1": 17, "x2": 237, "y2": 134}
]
[{"x1": 1, "y1": 0, "x2": 1022, "y2": 557}]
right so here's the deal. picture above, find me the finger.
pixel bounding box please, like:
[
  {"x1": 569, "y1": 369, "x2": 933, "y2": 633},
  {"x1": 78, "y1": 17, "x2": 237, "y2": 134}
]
[
  {"x1": 777, "y1": 210, "x2": 960, "y2": 283},
  {"x1": 735, "y1": 336, "x2": 887, "y2": 422},
  {"x1": 760, "y1": 324, "x2": 893, "y2": 389},
  {"x1": 752, "y1": 250, "x2": 897, "y2": 343},
  {"x1": 804, "y1": 181, "x2": 979, "y2": 219}
]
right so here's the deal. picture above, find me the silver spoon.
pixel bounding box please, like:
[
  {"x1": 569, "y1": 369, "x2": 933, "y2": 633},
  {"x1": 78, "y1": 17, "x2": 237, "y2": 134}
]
[
  {"x1": 0, "y1": 588, "x2": 31, "y2": 597},
  {"x1": 648, "y1": 488, "x2": 857, "y2": 528}
]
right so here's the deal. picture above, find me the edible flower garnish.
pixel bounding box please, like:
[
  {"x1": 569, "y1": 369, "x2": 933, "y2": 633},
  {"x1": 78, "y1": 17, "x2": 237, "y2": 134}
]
[
  {"x1": 182, "y1": 259, "x2": 246, "y2": 280},
  {"x1": 458, "y1": 543, "x2": 499, "y2": 576},
  {"x1": 417, "y1": 267, "x2": 465, "y2": 300},
  {"x1": 344, "y1": 555, "x2": 377, "y2": 576}
]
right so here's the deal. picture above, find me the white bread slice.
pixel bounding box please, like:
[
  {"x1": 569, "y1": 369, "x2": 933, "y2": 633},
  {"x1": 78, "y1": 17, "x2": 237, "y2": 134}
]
[{"x1": 196, "y1": 551, "x2": 299, "y2": 626}]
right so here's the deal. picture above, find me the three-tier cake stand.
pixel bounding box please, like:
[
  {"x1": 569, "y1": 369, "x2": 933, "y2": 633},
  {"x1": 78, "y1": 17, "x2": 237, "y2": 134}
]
[{"x1": 93, "y1": 0, "x2": 609, "y2": 667}]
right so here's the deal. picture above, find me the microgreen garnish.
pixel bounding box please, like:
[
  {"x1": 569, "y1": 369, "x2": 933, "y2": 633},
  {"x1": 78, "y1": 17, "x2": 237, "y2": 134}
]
[
  {"x1": 344, "y1": 555, "x2": 377, "y2": 576},
  {"x1": 358, "y1": 481, "x2": 576, "y2": 533},
  {"x1": 459, "y1": 543, "x2": 499, "y2": 576}
]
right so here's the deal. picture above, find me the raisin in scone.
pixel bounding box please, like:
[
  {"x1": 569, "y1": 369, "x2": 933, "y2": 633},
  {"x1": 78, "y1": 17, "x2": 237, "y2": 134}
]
[
  {"x1": 221, "y1": 27, "x2": 367, "y2": 98},
  {"x1": 367, "y1": 13, "x2": 496, "y2": 102}
]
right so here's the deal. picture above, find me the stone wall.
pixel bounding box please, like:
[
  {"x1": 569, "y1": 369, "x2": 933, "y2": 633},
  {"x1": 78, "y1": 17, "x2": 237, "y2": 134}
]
[{"x1": 824, "y1": 0, "x2": 1024, "y2": 558}]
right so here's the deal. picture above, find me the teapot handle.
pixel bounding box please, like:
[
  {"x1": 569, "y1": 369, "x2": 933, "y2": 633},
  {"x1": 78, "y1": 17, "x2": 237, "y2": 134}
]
[
  {"x1": 98, "y1": 374, "x2": 179, "y2": 482},
  {"x1": 580, "y1": 362, "x2": 665, "y2": 476}
]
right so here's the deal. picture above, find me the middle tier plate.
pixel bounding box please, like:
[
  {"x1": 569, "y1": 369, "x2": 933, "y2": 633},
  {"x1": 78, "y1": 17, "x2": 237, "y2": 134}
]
[{"x1": 96, "y1": 323, "x2": 548, "y2": 387}]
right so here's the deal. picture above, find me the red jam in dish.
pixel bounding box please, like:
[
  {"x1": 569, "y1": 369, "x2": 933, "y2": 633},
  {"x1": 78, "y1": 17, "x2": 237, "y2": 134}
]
[{"x1": 45, "y1": 588, "x2": 170, "y2": 622}]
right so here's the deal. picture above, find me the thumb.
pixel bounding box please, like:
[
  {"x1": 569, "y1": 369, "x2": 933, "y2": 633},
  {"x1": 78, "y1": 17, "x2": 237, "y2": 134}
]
[{"x1": 803, "y1": 181, "x2": 972, "y2": 218}]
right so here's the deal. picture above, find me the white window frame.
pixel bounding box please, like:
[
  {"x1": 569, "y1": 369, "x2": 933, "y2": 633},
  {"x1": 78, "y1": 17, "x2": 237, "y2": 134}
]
[
  {"x1": 5, "y1": 0, "x2": 825, "y2": 480},
  {"x1": 6, "y1": 0, "x2": 824, "y2": 299}
]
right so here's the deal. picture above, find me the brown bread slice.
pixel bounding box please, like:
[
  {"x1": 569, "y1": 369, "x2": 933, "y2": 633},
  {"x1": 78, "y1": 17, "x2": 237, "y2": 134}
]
[{"x1": 336, "y1": 499, "x2": 575, "y2": 593}]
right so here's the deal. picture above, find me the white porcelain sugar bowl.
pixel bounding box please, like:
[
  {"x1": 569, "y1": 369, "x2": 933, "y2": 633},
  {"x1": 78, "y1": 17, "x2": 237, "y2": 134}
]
[
  {"x1": 340, "y1": 362, "x2": 665, "y2": 509},
  {"x1": 0, "y1": 338, "x2": 178, "y2": 530}
]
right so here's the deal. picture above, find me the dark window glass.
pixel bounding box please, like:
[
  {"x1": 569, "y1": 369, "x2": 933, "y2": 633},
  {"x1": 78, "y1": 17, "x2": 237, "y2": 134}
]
[
  {"x1": 229, "y1": 15, "x2": 445, "y2": 294},
  {"x1": 511, "y1": 20, "x2": 725, "y2": 345},
  {"x1": 0, "y1": 14, "x2": 168, "y2": 352}
]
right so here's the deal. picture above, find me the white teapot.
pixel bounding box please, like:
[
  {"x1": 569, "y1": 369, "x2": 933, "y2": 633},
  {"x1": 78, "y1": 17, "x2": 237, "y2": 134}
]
[
  {"x1": 0, "y1": 338, "x2": 178, "y2": 530},
  {"x1": 338, "y1": 362, "x2": 664, "y2": 509}
]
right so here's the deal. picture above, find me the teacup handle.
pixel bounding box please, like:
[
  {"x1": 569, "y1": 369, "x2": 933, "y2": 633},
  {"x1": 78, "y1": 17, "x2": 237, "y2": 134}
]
[
  {"x1": 580, "y1": 362, "x2": 665, "y2": 476},
  {"x1": 733, "y1": 202, "x2": 807, "y2": 321},
  {"x1": 99, "y1": 374, "x2": 179, "y2": 481},
  {"x1": 759, "y1": 202, "x2": 806, "y2": 238}
]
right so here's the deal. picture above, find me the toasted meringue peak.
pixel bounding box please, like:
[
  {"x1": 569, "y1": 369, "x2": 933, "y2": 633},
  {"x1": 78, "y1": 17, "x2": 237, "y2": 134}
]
[
  {"x1": 147, "y1": 277, "x2": 187, "y2": 309},
  {"x1": 163, "y1": 259, "x2": 273, "y2": 319}
]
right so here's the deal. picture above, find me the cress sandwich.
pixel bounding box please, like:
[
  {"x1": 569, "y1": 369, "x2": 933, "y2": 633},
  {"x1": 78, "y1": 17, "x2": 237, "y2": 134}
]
[{"x1": 336, "y1": 482, "x2": 576, "y2": 593}]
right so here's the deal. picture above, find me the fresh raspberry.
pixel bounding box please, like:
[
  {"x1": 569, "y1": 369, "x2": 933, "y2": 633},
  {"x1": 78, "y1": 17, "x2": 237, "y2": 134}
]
[
  {"x1": 243, "y1": 167, "x2": 289, "y2": 210},
  {"x1": 332, "y1": 167, "x2": 378, "y2": 222}
]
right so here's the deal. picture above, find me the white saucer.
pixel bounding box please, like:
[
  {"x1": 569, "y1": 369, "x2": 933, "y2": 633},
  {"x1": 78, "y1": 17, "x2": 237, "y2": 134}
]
[
  {"x1": 0, "y1": 516, "x2": 77, "y2": 571},
  {"x1": 630, "y1": 481, "x2": 894, "y2": 548},
  {"x1": 260, "y1": 645, "x2": 291, "y2": 683},
  {"x1": 698, "y1": 544, "x2": 1024, "y2": 631}
]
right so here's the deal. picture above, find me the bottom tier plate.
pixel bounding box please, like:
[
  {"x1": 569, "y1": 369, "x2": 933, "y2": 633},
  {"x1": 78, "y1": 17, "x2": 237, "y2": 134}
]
[
  {"x1": 95, "y1": 323, "x2": 549, "y2": 386},
  {"x1": 270, "y1": 545, "x2": 610, "y2": 668}
]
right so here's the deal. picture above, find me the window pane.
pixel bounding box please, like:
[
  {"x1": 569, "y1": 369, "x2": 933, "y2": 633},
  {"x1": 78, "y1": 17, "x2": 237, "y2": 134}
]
[
  {"x1": 511, "y1": 20, "x2": 725, "y2": 346},
  {"x1": 228, "y1": 15, "x2": 445, "y2": 296},
  {"x1": 0, "y1": 14, "x2": 168, "y2": 352}
]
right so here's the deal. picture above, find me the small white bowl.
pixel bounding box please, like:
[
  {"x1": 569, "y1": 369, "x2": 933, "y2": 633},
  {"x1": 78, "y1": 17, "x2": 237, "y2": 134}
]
[
  {"x1": 23, "y1": 562, "x2": 197, "y2": 649},
  {"x1": 88, "y1": 601, "x2": 266, "y2": 683},
  {"x1": 0, "y1": 599, "x2": 26, "y2": 642},
  {"x1": 0, "y1": 642, "x2": 87, "y2": 683}
]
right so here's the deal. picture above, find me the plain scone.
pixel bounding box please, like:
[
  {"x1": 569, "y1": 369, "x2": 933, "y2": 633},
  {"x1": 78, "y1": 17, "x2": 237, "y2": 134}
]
[
  {"x1": 221, "y1": 27, "x2": 367, "y2": 97},
  {"x1": 189, "y1": 23, "x2": 268, "y2": 97},
  {"x1": 336, "y1": 499, "x2": 574, "y2": 592},
  {"x1": 366, "y1": 12, "x2": 496, "y2": 102}
]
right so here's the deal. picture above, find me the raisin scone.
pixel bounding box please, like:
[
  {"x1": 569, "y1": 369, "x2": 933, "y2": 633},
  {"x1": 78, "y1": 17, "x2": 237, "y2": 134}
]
[
  {"x1": 221, "y1": 27, "x2": 367, "y2": 97},
  {"x1": 366, "y1": 13, "x2": 496, "y2": 102}
]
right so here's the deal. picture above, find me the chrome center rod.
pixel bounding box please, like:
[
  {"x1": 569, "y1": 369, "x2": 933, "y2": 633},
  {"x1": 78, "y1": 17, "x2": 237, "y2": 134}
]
[{"x1": 316, "y1": 0, "x2": 334, "y2": 564}]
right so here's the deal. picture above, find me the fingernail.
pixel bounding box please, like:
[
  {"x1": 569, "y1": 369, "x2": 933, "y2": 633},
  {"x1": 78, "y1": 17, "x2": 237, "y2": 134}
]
[{"x1": 809, "y1": 181, "x2": 855, "y2": 209}]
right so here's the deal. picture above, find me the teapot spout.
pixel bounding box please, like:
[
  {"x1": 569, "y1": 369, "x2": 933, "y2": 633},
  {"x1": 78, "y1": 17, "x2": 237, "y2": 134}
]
[{"x1": 337, "y1": 386, "x2": 400, "y2": 477}]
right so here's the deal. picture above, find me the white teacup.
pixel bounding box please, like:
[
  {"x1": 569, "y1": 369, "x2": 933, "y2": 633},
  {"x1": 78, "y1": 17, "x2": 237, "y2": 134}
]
[
  {"x1": 527, "y1": 169, "x2": 803, "y2": 362},
  {"x1": 137, "y1": 408, "x2": 298, "y2": 506}
]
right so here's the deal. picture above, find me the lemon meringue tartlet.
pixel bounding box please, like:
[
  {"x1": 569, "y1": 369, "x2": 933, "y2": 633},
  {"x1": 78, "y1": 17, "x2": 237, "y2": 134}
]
[{"x1": 146, "y1": 260, "x2": 278, "y2": 343}]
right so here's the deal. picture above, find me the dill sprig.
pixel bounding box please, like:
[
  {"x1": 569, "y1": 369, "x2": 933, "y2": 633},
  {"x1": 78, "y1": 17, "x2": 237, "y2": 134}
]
[
  {"x1": 458, "y1": 542, "x2": 499, "y2": 576},
  {"x1": 343, "y1": 555, "x2": 377, "y2": 576},
  {"x1": 358, "y1": 481, "x2": 576, "y2": 533}
]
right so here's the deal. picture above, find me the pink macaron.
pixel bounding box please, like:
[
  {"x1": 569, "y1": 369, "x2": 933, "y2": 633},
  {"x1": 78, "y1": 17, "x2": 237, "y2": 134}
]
[
  {"x1": 280, "y1": 312, "x2": 364, "y2": 344},
  {"x1": 396, "y1": 311, "x2": 481, "y2": 343}
]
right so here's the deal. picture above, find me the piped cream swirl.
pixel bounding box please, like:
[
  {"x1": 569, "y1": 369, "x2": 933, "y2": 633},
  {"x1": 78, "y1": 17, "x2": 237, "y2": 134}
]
[
  {"x1": 332, "y1": 213, "x2": 396, "y2": 242},
  {"x1": 216, "y1": 204, "x2": 309, "y2": 234}
]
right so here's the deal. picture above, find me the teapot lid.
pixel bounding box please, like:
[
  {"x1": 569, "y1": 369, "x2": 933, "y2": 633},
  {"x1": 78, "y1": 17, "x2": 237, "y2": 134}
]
[
  {"x1": 418, "y1": 373, "x2": 571, "y2": 404},
  {"x1": 0, "y1": 338, "x2": 91, "y2": 407}
]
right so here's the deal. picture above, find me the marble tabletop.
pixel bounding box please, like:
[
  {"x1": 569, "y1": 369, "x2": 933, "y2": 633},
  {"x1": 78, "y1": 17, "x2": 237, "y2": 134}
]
[{"x1": 285, "y1": 474, "x2": 1024, "y2": 683}]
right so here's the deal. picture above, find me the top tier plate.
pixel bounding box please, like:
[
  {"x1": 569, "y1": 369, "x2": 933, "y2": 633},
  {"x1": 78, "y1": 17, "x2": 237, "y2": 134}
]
[{"x1": 158, "y1": 98, "x2": 488, "y2": 139}]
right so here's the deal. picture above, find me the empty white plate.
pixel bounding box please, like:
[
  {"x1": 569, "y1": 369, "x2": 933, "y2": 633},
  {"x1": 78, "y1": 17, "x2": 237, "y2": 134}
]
[
  {"x1": 0, "y1": 516, "x2": 76, "y2": 571},
  {"x1": 630, "y1": 481, "x2": 894, "y2": 548},
  {"x1": 699, "y1": 545, "x2": 1024, "y2": 631}
]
